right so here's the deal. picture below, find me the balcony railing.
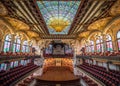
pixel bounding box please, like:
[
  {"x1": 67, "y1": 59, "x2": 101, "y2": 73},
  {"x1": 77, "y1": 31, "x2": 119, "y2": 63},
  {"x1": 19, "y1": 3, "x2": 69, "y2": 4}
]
[
  {"x1": 0, "y1": 55, "x2": 41, "y2": 63},
  {"x1": 76, "y1": 55, "x2": 120, "y2": 61}
]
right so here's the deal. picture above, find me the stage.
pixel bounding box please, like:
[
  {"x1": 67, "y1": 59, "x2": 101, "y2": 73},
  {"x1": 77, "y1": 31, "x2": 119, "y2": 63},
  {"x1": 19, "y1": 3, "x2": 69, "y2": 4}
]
[{"x1": 34, "y1": 66, "x2": 80, "y2": 86}]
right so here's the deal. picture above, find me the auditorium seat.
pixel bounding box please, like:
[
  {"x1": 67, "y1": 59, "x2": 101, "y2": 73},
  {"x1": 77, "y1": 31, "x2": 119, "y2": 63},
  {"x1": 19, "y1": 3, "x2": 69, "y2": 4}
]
[
  {"x1": 0, "y1": 63, "x2": 39, "y2": 86},
  {"x1": 78, "y1": 63, "x2": 120, "y2": 86}
]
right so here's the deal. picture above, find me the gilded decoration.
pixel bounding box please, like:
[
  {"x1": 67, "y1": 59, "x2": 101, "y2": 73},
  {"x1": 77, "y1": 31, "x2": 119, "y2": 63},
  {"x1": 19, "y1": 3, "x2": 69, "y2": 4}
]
[
  {"x1": 5, "y1": 17, "x2": 30, "y2": 31},
  {"x1": 110, "y1": 0, "x2": 120, "y2": 16},
  {"x1": 88, "y1": 17, "x2": 112, "y2": 31}
]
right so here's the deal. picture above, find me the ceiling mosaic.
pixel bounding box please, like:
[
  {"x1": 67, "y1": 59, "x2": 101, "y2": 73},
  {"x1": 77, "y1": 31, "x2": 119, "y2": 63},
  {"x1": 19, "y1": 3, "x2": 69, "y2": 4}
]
[{"x1": 37, "y1": 1, "x2": 80, "y2": 34}]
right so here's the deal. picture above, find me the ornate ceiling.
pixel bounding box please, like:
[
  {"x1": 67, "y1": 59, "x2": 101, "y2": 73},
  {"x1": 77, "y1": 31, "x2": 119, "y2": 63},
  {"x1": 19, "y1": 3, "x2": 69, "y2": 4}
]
[
  {"x1": 37, "y1": 1, "x2": 80, "y2": 34},
  {"x1": 0, "y1": 0, "x2": 117, "y2": 39}
]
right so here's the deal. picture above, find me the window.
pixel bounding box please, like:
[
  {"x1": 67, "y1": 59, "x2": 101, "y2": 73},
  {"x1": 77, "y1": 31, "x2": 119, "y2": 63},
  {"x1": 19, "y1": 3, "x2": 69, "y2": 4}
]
[
  {"x1": 14, "y1": 61, "x2": 18, "y2": 67},
  {"x1": 90, "y1": 41, "x2": 94, "y2": 52},
  {"x1": 20, "y1": 60, "x2": 24, "y2": 65},
  {"x1": 106, "y1": 35, "x2": 113, "y2": 51},
  {"x1": 10, "y1": 62, "x2": 14, "y2": 68},
  {"x1": 0, "y1": 63, "x2": 7, "y2": 71},
  {"x1": 96, "y1": 36, "x2": 103, "y2": 52},
  {"x1": 3, "y1": 34, "x2": 12, "y2": 52},
  {"x1": 13, "y1": 36, "x2": 21, "y2": 52},
  {"x1": 117, "y1": 31, "x2": 120, "y2": 50},
  {"x1": 22, "y1": 41, "x2": 29, "y2": 52}
]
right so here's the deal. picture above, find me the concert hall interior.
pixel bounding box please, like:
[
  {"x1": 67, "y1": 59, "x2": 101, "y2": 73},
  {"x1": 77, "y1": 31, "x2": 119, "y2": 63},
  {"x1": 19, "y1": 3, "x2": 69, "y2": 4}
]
[{"x1": 0, "y1": 0, "x2": 120, "y2": 86}]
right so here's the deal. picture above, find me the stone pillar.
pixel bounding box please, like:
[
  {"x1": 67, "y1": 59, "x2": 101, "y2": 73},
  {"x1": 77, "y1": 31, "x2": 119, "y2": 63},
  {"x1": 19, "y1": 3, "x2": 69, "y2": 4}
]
[{"x1": 9, "y1": 34, "x2": 15, "y2": 52}]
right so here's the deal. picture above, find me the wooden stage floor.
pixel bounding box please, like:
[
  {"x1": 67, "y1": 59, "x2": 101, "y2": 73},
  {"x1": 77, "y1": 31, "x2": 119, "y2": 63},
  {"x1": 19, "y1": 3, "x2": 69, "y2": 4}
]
[{"x1": 34, "y1": 67, "x2": 80, "y2": 82}]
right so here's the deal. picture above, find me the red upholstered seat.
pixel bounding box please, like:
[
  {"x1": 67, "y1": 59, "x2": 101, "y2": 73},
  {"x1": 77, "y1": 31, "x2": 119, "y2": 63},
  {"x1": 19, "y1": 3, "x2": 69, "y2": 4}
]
[{"x1": 78, "y1": 63, "x2": 120, "y2": 86}]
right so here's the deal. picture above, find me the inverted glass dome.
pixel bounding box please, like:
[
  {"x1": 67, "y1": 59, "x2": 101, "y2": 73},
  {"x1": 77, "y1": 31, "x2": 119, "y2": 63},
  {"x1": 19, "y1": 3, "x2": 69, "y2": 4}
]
[{"x1": 37, "y1": 1, "x2": 80, "y2": 34}]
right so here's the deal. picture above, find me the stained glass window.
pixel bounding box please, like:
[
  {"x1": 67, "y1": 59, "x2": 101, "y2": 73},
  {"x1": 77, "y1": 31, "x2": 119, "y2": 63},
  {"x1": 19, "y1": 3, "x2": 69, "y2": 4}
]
[
  {"x1": 106, "y1": 35, "x2": 113, "y2": 51},
  {"x1": 117, "y1": 31, "x2": 120, "y2": 50},
  {"x1": 3, "y1": 34, "x2": 12, "y2": 52},
  {"x1": 10, "y1": 62, "x2": 14, "y2": 68},
  {"x1": 20, "y1": 60, "x2": 24, "y2": 65},
  {"x1": 0, "y1": 63, "x2": 7, "y2": 71},
  {"x1": 14, "y1": 61, "x2": 18, "y2": 67},
  {"x1": 85, "y1": 45, "x2": 90, "y2": 53},
  {"x1": 13, "y1": 36, "x2": 21, "y2": 52},
  {"x1": 90, "y1": 41, "x2": 94, "y2": 52},
  {"x1": 22, "y1": 41, "x2": 29, "y2": 52},
  {"x1": 96, "y1": 36, "x2": 103, "y2": 52},
  {"x1": 37, "y1": 1, "x2": 80, "y2": 34}
]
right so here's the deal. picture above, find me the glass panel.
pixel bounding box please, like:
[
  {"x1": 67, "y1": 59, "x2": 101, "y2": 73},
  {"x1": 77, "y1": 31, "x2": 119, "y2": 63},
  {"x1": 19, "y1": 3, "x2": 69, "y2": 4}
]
[
  {"x1": 91, "y1": 46, "x2": 94, "y2": 52},
  {"x1": 118, "y1": 39, "x2": 120, "y2": 50},
  {"x1": 96, "y1": 39, "x2": 100, "y2": 44},
  {"x1": 4, "y1": 35, "x2": 12, "y2": 52},
  {"x1": 10, "y1": 62, "x2": 14, "y2": 68},
  {"x1": 37, "y1": 1, "x2": 81, "y2": 34},
  {"x1": 107, "y1": 41, "x2": 113, "y2": 51},
  {"x1": 0, "y1": 63, "x2": 5, "y2": 71},
  {"x1": 96, "y1": 44, "x2": 101, "y2": 52},
  {"x1": 106, "y1": 35, "x2": 112, "y2": 41},
  {"x1": 117, "y1": 31, "x2": 120, "y2": 38},
  {"x1": 22, "y1": 46, "x2": 26, "y2": 52}
]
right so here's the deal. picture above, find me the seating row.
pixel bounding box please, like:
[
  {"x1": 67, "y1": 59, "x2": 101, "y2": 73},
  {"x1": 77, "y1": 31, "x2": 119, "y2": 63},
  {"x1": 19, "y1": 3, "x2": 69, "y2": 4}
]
[
  {"x1": 0, "y1": 63, "x2": 39, "y2": 86},
  {"x1": 78, "y1": 63, "x2": 120, "y2": 86}
]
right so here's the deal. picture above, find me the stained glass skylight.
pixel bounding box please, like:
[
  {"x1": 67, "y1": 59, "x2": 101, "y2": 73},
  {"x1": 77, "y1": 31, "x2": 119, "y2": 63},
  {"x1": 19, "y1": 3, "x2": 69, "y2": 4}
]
[{"x1": 37, "y1": 1, "x2": 80, "y2": 34}]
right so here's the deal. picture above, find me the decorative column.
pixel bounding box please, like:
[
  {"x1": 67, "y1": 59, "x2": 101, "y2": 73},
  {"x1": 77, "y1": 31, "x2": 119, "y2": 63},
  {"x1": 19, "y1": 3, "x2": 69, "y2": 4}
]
[
  {"x1": 94, "y1": 40, "x2": 97, "y2": 53},
  {"x1": 20, "y1": 40, "x2": 24, "y2": 52},
  {"x1": 9, "y1": 34, "x2": 15, "y2": 52},
  {"x1": 0, "y1": 39, "x2": 4, "y2": 52},
  {"x1": 102, "y1": 34, "x2": 107, "y2": 53},
  {"x1": 112, "y1": 35, "x2": 118, "y2": 52}
]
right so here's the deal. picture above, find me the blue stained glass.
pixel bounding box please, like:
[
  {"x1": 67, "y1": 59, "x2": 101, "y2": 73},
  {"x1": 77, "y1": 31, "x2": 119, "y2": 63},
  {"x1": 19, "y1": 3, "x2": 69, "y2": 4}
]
[{"x1": 37, "y1": 1, "x2": 80, "y2": 34}]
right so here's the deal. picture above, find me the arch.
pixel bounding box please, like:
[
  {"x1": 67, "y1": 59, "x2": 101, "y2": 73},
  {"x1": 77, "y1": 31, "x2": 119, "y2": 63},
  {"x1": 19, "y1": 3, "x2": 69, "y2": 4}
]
[
  {"x1": 15, "y1": 31, "x2": 30, "y2": 41},
  {"x1": 87, "y1": 30, "x2": 102, "y2": 40},
  {"x1": 103, "y1": 16, "x2": 120, "y2": 34},
  {"x1": 88, "y1": 17, "x2": 112, "y2": 31},
  {"x1": 0, "y1": 17, "x2": 14, "y2": 34}
]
